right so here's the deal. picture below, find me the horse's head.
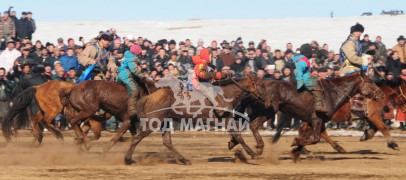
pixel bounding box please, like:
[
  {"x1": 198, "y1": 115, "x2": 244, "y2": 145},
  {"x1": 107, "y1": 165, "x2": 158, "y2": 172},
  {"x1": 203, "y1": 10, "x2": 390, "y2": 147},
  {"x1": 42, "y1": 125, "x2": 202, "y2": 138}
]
[
  {"x1": 154, "y1": 76, "x2": 180, "y2": 88},
  {"x1": 394, "y1": 84, "x2": 406, "y2": 113},
  {"x1": 239, "y1": 75, "x2": 272, "y2": 108},
  {"x1": 358, "y1": 72, "x2": 385, "y2": 101}
]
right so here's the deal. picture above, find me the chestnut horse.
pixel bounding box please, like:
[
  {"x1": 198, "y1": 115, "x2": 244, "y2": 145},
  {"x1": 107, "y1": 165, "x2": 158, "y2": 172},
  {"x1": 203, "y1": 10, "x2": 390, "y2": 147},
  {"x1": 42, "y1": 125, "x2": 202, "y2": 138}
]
[{"x1": 123, "y1": 76, "x2": 271, "y2": 165}]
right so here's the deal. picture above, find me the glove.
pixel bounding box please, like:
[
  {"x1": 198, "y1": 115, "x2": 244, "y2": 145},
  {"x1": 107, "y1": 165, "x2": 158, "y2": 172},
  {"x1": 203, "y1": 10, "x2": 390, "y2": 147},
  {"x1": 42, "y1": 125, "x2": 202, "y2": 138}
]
[{"x1": 361, "y1": 54, "x2": 371, "y2": 67}]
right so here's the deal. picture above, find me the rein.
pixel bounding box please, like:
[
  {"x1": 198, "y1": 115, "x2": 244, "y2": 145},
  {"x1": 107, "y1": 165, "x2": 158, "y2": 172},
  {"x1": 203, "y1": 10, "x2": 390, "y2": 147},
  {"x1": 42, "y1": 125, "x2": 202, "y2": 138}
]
[{"x1": 396, "y1": 86, "x2": 406, "y2": 104}]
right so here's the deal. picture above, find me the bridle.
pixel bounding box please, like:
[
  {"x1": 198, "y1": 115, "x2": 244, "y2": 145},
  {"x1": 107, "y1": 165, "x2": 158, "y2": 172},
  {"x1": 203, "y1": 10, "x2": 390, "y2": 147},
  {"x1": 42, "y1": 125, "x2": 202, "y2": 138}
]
[
  {"x1": 326, "y1": 74, "x2": 384, "y2": 101},
  {"x1": 359, "y1": 74, "x2": 385, "y2": 101},
  {"x1": 231, "y1": 77, "x2": 265, "y2": 102},
  {"x1": 395, "y1": 85, "x2": 406, "y2": 105}
]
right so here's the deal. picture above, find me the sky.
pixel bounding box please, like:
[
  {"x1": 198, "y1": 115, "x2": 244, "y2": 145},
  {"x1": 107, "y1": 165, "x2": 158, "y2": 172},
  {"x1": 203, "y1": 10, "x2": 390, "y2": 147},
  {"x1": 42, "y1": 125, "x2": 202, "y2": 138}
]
[{"x1": 0, "y1": 0, "x2": 405, "y2": 22}]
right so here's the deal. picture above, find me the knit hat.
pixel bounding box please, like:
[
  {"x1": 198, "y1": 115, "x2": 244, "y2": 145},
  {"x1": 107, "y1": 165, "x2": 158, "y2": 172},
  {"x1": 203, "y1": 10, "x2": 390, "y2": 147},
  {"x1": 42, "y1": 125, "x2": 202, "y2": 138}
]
[{"x1": 130, "y1": 44, "x2": 142, "y2": 55}]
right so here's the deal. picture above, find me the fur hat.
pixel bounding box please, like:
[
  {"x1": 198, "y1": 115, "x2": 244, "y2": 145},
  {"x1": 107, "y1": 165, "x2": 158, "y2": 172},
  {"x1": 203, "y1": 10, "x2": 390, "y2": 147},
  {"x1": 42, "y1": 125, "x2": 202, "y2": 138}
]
[
  {"x1": 350, "y1": 23, "x2": 365, "y2": 33},
  {"x1": 168, "y1": 39, "x2": 176, "y2": 45},
  {"x1": 300, "y1": 43, "x2": 313, "y2": 59},
  {"x1": 397, "y1": 35, "x2": 405, "y2": 41}
]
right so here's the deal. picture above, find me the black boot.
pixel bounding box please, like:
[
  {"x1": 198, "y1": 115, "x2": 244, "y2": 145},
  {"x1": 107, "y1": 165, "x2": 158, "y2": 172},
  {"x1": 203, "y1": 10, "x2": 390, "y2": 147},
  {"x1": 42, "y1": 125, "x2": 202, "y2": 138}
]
[
  {"x1": 399, "y1": 122, "x2": 404, "y2": 130},
  {"x1": 311, "y1": 90, "x2": 328, "y2": 113}
]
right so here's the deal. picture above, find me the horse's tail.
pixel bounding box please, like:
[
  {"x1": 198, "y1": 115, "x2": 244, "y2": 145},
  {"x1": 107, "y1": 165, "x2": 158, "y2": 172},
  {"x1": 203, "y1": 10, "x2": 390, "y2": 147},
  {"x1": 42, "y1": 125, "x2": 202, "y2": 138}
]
[
  {"x1": 2, "y1": 86, "x2": 37, "y2": 142},
  {"x1": 271, "y1": 115, "x2": 288, "y2": 144}
]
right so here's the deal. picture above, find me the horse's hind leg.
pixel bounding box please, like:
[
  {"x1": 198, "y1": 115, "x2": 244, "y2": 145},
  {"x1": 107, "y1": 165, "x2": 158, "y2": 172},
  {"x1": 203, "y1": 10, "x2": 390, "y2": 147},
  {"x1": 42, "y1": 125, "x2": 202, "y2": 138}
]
[
  {"x1": 82, "y1": 119, "x2": 102, "y2": 141},
  {"x1": 162, "y1": 130, "x2": 191, "y2": 165},
  {"x1": 364, "y1": 114, "x2": 399, "y2": 150},
  {"x1": 31, "y1": 112, "x2": 43, "y2": 146},
  {"x1": 124, "y1": 129, "x2": 153, "y2": 165},
  {"x1": 43, "y1": 112, "x2": 64, "y2": 141},
  {"x1": 320, "y1": 130, "x2": 346, "y2": 153}
]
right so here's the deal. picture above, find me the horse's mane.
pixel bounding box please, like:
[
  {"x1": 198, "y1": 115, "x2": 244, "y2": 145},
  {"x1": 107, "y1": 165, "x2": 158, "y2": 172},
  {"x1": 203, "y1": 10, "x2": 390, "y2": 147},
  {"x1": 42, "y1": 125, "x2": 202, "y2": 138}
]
[{"x1": 320, "y1": 72, "x2": 360, "y2": 85}]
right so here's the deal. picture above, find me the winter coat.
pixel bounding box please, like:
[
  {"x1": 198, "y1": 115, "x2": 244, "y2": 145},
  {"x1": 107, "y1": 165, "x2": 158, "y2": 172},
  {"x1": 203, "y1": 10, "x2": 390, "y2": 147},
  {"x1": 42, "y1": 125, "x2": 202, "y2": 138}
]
[
  {"x1": 59, "y1": 55, "x2": 80, "y2": 71},
  {"x1": 17, "y1": 18, "x2": 33, "y2": 39},
  {"x1": 293, "y1": 55, "x2": 314, "y2": 90},
  {"x1": 220, "y1": 53, "x2": 235, "y2": 66},
  {"x1": 392, "y1": 44, "x2": 406, "y2": 64},
  {"x1": 339, "y1": 35, "x2": 364, "y2": 76},
  {"x1": 210, "y1": 57, "x2": 224, "y2": 71},
  {"x1": 0, "y1": 17, "x2": 16, "y2": 39}
]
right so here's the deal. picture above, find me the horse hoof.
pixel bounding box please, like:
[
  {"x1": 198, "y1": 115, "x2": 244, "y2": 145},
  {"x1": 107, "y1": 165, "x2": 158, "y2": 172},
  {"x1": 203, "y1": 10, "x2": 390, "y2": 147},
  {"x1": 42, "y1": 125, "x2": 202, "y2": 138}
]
[
  {"x1": 334, "y1": 145, "x2": 347, "y2": 153},
  {"x1": 300, "y1": 147, "x2": 312, "y2": 154},
  {"x1": 291, "y1": 138, "x2": 300, "y2": 147},
  {"x1": 228, "y1": 140, "x2": 238, "y2": 150},
  {"x1": 291, "y1": 148, "x2": 302, "y2": 163},
  {"x1": 124, "y1": 158, "x2": 136, "y2": 165},
  {"x1": 360, "y1": 134, "x2": 368, "y2": 141},
  {"x1": 256, "y1": 148, "x2": 264, "y2": 156},
  {"x1": 178, "y1": 158, "x2": 192, "y2": 165},
  {"x1": 388, "y1": 142, "x2": 400, "y2": 151}
]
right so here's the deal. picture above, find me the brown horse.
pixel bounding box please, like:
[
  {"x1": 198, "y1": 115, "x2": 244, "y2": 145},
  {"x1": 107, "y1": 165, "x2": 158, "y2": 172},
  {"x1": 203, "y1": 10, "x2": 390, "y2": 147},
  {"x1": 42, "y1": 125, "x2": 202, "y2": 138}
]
[
  {"x1": 63, "y1": 79, "x2": 152, "y2": 152},
  {"x1": 238, "y1": 72, "x2": 382, "y2": 162},
  {"x1": 230, "y1": 81, "x2": 406, "y2": 156},
  {"x1": 123, "y1": 76, "x2": 271, "y2": 165},
  {"x1": 313, "y1": 82, "x2": 406, "y2": 152},
  {"x1": 2, "y1": 81, "x2": 75, "y2": 145}
]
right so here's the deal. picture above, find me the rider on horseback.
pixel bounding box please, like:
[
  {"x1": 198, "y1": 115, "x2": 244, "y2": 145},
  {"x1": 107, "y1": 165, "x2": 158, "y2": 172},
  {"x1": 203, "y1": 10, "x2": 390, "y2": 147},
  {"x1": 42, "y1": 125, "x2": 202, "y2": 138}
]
[
  {"x1": 293, "y1": 43, "x2": 329, "y2": 113},
  {"x1": 116, "y1": 44, "x2": 143, "y2": 117},
  {"x1": 339, "y1": 23, "x2": 371, "y2": 76}
]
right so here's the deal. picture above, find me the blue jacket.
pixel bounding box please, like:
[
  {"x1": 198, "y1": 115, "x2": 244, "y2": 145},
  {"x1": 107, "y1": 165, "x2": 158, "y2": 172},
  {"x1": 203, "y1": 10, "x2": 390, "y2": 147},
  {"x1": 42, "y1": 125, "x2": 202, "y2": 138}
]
[
  {"x1": 59, "y1": 55, "x2": 79, "y2": 71},
  {"x1": 293, "y1": 55, "x2": 315, "y2": 90}
]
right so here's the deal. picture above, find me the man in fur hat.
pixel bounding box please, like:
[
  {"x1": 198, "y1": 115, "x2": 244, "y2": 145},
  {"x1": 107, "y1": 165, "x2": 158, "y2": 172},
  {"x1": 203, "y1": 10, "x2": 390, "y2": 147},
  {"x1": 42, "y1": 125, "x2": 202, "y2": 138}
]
[{"x1": 339, "y1": 23, "x2": 372, "y2": 76}]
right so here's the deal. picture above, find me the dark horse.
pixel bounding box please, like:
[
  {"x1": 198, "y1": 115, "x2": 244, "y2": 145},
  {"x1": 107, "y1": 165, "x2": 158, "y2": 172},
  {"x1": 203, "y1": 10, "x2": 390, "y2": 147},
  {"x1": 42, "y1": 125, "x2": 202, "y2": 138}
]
[
  {"x1": 230, "y1": 80, "x2": 406, "y2": 156},
  {"x1": 63, "y1": 78, "x2": 154, "y2": 152},
  {"x1": 2, "y1": 73, "x2": 48, "y2": 139},
  {"x1": 232, "y1": 72, "x2": 382, "y2": 162},
  {"x1": 123, "y1": 76, "x2": 271, "y2": 165}
]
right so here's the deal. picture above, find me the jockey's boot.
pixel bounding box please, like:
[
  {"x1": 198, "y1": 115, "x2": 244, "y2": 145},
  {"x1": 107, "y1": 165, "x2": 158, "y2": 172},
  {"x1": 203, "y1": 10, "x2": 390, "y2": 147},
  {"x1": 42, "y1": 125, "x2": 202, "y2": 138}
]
[
  {"x1": 127, "y1": 92, "x2": 139, "y2": 117},
  {"x1": 311, "y1": 90, "x2": 329, "y2": 113}
]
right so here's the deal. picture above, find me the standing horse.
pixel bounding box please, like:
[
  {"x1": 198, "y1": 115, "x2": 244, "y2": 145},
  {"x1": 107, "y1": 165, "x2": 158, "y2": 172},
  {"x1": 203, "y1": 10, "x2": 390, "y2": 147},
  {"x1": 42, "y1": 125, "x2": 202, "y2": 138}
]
[{"x1": 123, "y1": 76, "x2": 271, "y2": 165}]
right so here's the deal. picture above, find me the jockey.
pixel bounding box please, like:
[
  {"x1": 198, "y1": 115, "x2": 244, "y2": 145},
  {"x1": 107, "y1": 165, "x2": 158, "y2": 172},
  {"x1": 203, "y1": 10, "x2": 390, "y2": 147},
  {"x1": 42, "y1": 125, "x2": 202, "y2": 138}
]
[
  {"x1": 339, "y1": 23, "x2": 371, "y2": 76},
  {"x1": 116, "y1": 44, "x2": 143, "y2": 117},
  {"x1": 293, "y1": 43, "x2": 328, "y2": 113},
  {"x1": 191, "y1": 48, "x2": 222, "y2": 88},
  {"x1": 77, "y1": 34, "x2": 113, "y2": 82}
]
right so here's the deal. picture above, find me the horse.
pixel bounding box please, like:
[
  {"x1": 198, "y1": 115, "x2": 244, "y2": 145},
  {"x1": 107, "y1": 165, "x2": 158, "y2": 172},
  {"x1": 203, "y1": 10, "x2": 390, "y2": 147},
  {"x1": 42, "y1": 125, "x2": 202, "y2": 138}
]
[
  {"x1": 123, "y1": 75, "x2": 271, "y2": 165},
  {"x1": 229, "y1": 80, "x2": 406, "y2": 156},
  {"x1": 229, "y1": 72, "x2": 382, "y2": 162},
  {"x1": 2, "y1": 73, "x2": 48, "y2": 141},
  {"x1": 2, "y1": 81, "x2": 74, "y2": 144},
  {"x1": 64, "y1": 78, "x2": 153, "y2": 152}
]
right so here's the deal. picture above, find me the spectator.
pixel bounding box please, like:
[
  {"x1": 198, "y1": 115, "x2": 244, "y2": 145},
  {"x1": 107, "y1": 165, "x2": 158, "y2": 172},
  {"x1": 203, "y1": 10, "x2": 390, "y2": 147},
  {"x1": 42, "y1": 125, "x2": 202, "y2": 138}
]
[
  {"x1": 168, "y1": 39, "x2": 177, "y2": 53},
  {"x1": 274, "y1": 49, "x2": 285, "y2": 71},
  {"x1": 273, "y1": 70, "x2": 283, "y2": 80},
  {"x1": 153, "y1": 48, "x2": 169, "y2": 65},
  {"x1": 0, "y1": 41, "x2": 21, "y2": 72},
  {"x1": 185, "y1": 39, "x2": 196, "y2": 52},
  {"x1": 66, "y1": 68, "x2": 78, "y2": 83},
  {"x1": 51, "y1": 66, "x2": 66, "y2": 81},
  {"x1": 386, "y1": 51, "x2": 401, "y2": 83},
  {"x1": 56, "y1": 38, "x2": 67, "y2": 51},
  {"x1": 43, "y1": 63, "x2": 52, "y2": 79},
  {"x1": 263, "y1": 65, "x2": 276, "y2": 79},
  {"x1": 17, "y1": 12, "x2": 33, "y2": 40},
  {"x1": 230, "y1": 57, "x2": 245, "y2": 77},
  {"x1": 375, "y1": 36, "x2": 387, "y2": 62},
  {"x1": 318, "y1": 67, "x2": 328, "y2": 80},
  {"x1": 257, "y1": 69, "x2": 265, "y2": 79},
  {"x1": 284, "y1": 50, "x2": 295, "y2": 69},
  {"x1": 360, "y1": 34, "x2": 371, "y2": 52},
  {"x1": 392, "y1": 35, "x2": 406, "y2": 65},
  {"x1": 26, "y1": 12, "x2": 35, "y2": 34},
  {"x1": 36, "y1": 47, "x2": 51, "y2": 65},
  {"x1": 245, "y1": 50, "x2": 260, "y2": 72},
  {"x1": 167, "y1": 52, "x2": 179, "y2": 66},
  {"x1": 258, "y1": 49, "x2": 274, "y2": 70},
  {"x1": 242, "y1": 65, "x2": 254, "y2": 77},
  {"x1": 16, "y1": 48, "x2": 35, "y2": 66},
  {"x1": 285, "y1": 42, "x2": 293, "y2": 53},
  {"x1": 67, "y1": 38, "x2": 80, "y2": 52},
  {"x1": 282, "y1": 66, "x2": 294, "y2": 82},
  {"x1": 0, "y1": 67, "x2": 12, "y2": 123},
  {"x1": 210, "y1": 48, "x2": 224, "y2": 71},
  {"x1": 219, "y1": 45, "x2": 235, "y2": 66},
  {"x1": 59, "y1": 48, "x2": 79, "y2": 71},
  {"x1": 0, "y1": 11, "x2": 16, "y2": 42},
  {"x1": 317, "y1": 43, "x2": 329, "y2": 61},
  {"x1": 177, "y1": 48, "x2": 193, "y2": 66}
]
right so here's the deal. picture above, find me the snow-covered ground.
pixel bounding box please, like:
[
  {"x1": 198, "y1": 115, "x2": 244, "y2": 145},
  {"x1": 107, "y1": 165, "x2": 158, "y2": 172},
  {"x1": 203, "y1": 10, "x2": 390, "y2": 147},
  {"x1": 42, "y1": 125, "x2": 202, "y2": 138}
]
[{"x1": 34, "y1": 15, "x2": 406, "y2": 52}]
